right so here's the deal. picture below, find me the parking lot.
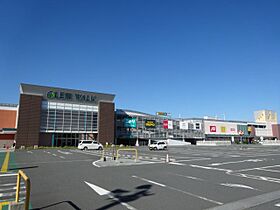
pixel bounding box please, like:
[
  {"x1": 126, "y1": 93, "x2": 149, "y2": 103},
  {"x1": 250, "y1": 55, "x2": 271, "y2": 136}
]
[{"x1": 1, "y1": 145, "x2": 280, "y2": 210}]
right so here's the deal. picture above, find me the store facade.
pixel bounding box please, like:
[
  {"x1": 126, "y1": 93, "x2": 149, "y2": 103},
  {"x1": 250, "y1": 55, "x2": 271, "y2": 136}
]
[{"x1": 16, "y1": 84, "x2": 115, "y2": 148}]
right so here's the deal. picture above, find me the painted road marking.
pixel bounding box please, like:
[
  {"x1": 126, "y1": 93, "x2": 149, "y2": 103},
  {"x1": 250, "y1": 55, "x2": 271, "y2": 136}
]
[
  {"x1": 0, "y1": 201, "x2": 10, "y2": 210},
  {"x1": 256, "y1": 168, "x2": 280, "y2": 173},
  {"x1": 1, "y1": 152, "x2": 10, "y2": 172},
  {"x1": 220, "y1": 183, "x2": 257, "y2": 190},
  {"x1": 92, "y1": 160, "x2": 101, "y2": 168},
  {"x1": 132, "y1": 175, "x2": 166, "y2": 187},
  {"x1": 73, "y1": 150, "x2": 101, "y2": 157},
  {"x1": 207, "y1": 189, "x2": 280, "y2": 210},
  {"x1": 85, "y1": 181, "x2": 137, "y2": 210},
  {"x1": 190, "y1": 164, "x2": 232, "y2": 173},
  {"x1": 0, "y1": 173, "x2": 17, "y2": 177},
  {"x1": 57, "y1": 150, "x2": 72, "y2": 155},
  {"x1": 209, "y1": 159, "x2": 264, "y2": 166},
  {"x1": 12, "y1": 159, "x2": 93, "y2": 165},
  {"x1": 176, "y1": 158, "x2": 211, "y2": 162},
  {"x1": 234, "y1": 164, "x2": 280, "y2": 173},
  {"x1": 172, "y1": 173, "x2": 205, "y2": 181},
  {"x1": 230, "y1": 173, "x2": 280, "y2": 184},
  {"x1": 275, "y1": 203, "x2": 280, "y2": 207},
  {"x1": 169, "y1": 162, "x2": 186, "y2": 166},
  {"x1": 0, "y1": 186, "x2": 26, "y2": 192},
  {"x1": 132, "y1": 175, "x2": 223, "y2": 205}
]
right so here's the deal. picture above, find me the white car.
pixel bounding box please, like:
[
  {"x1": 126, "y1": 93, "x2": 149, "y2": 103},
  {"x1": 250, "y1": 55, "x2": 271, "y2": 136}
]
[
  {"x1": 78, "y1": 140, "x2": 103, "y2": 150},
  {"x1": 149, "y1": 141, "x2": 167, "y2": 150}
]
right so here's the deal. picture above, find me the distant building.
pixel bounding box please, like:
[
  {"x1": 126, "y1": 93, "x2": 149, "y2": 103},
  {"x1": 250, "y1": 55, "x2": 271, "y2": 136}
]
[
  {"x1": 254, "y1": 110, "x2": 278, "y2": 124},
  {"x1": 0, "y1": 104, "x2": 18, "y2": 148}
]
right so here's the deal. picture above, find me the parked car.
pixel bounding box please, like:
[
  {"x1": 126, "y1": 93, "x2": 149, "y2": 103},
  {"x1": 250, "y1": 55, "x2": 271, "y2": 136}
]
[
  {"x1": 78, "y1": 140, "x2": 103, "y2": 150},
  {"x1": 149, "y1": 141, "x2": 167, "y2": 150}
]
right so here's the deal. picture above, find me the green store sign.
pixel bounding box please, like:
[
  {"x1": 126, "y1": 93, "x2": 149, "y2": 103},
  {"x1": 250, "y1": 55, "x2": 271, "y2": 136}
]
[{"x1": 47, "y1": 91, "x2": 97, "y2": 103}]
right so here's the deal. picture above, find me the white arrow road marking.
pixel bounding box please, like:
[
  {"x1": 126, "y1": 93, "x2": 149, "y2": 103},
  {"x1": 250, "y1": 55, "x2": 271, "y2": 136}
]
[
  {"x1": 92, "y1": 160, "x2": 101, "y2": 168},
  {"x1": 57, "y1": 150, "x2": 72, "y2": 155},
  {"x1": 220, "y1": 183, "x2": 257, "y2": 190},
  {"x1": 84, "y1": 181, "x2": 137, "y2": 210},
  {"x1": 209, "y1": 159, "x2": 264, "y2": 166},
  {"x1": 132, "y1": 175, "x2": 223, "y2": 205},
  {"x1": 84, "y1": 181, "x2": 110, "y2": 196}
]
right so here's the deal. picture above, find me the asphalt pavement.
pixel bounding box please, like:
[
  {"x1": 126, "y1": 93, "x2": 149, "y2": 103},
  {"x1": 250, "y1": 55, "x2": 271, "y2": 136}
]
[{"x1": 2, "y1": 145, "x2": 280, "y2": 210}]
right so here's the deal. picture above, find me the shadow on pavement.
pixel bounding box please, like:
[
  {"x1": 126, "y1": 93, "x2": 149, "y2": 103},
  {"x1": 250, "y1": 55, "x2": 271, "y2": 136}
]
[
  {"x1": 9, "y1": 165, "x2": 39, "y2": 170},
  {"x1": 97, "y1": 184, "x2": 153, "y2": 210},
  {"x1": 32, "y1": 200, "x2": 81, "y2": 210}
]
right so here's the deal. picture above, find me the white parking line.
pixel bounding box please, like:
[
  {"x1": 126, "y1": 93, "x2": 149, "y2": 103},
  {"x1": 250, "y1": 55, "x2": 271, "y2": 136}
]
[
  {"x1": 169, "y1": 162, "x2": 186, "y2": 166},
  {"x1": 235, "y1": 164, "x2": 280, "y2": 173},
  {"x1": 132, "y1": 175, "x2": 223, "y2": 205},
  {"x1": 0, "y1": 173, "x2": 17, "y2": 177},
  {"x1": 132, "y1": 175, "x2": 166, "y2": 187},
  {"x1": 209, "y1": 159, "x2": 264, "y2": 166},
  {"x1": 190, "y1": 164, "x2": 232, "y2": 173},
  {"x1": 0, "y1": 186, "x2": 26, "y2": 192},
  {"x1": 207, "y1": 189, "x2": 280, "y2": 210},
  {"x1": 57, "y1": 150, "x2": 72, "y2": 155},
  {"x1": 176, "y1": 158, "x2": 211, "y2": 162},
  {"x1": 172, "y1": 173, "x2": 205, "y2": 181},
  {"x1": 220, "y1": 183, "x2": 257, "y2": 190},
  {"x1": 257, "y1": 168, "x2": 280, "y2": 173},
  {"x1": 230, "y1": 173, "x2": 280, "y2": 184},
  {"x1": 72, "y1": 150, "x2": 101, "y2": 157}
]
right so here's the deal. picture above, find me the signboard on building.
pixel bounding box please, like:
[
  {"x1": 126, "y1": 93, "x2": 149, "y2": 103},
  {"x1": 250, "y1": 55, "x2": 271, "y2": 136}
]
[
  {"x1": 163, "y1": 120, "x2": 173, "y2": 129},
  {"x1": 168, "y1": 120, "x2": 173, "y2": 129},
  {"x1": 179, "y1": 121, "x2": 188, "y2": 130},
  {"x1": 124, "y1": 118, "x2": 137, "y2": 128},
  {"x1": 163, "y1": 120, "x2": 168, "y2": 129},
  {"x1": 210, "y1": 126, "x2": 216, "y2": 133},
  {"x1": 47, "y1": 90, "x2": 97, "y2": 103},
  {"x1": 205, "y1": 121, "x2": 239, "y2": 135},
  {"x1": 145, "y1": 120, "x2": 156, "y2": 128},
  {"x1": 156, "y1": 112, "x2": 168, "y2": 116}
]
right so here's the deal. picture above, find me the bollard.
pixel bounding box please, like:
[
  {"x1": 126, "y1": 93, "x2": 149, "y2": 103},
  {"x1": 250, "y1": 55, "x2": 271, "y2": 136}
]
[{"x1": 166, "y1": 154, "x2": 169, "y2": 163}]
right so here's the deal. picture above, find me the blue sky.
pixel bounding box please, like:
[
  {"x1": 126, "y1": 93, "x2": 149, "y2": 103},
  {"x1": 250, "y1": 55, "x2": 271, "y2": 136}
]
[{"x1": 1, "y1": 0, "x2": 279, "y2": 122}]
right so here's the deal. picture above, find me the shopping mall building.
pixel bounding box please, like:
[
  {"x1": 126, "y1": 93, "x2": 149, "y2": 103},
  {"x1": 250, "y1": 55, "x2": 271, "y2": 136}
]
[
  {"x1": 0, "y1": 84, "x2": 115, "y2": 148},
  {"x1": 0, "y1": 83, "x2": 279, "y2": 148}
]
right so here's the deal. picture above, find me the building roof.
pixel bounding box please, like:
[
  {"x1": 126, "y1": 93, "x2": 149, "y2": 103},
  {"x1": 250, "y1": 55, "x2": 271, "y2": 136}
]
[
  {"x1": 0, "y1": 103, "x2": 18, "y2": 111},
  {"x1": 20, "y1": 83, "x2": 115, "y2": 104}
]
